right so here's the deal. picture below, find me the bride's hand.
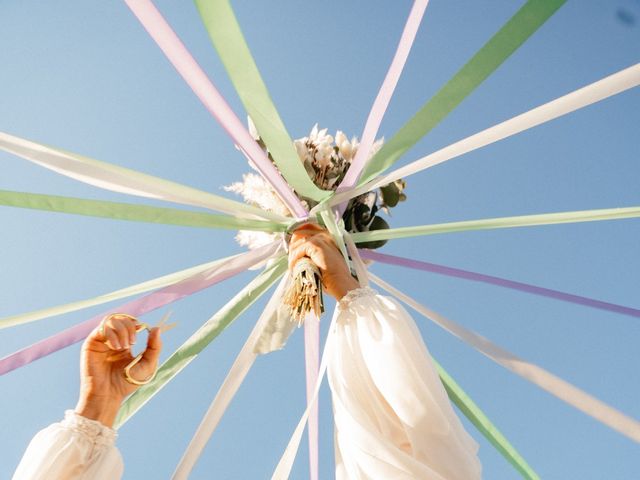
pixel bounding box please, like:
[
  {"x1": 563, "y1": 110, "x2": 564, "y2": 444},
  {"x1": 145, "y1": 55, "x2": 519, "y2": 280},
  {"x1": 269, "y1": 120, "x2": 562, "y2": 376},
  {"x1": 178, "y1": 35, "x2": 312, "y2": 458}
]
[
  {"x1": 288, "y1": 223, "x2": 360, "y2": 300},
  {"x1": 75, "y1": 314, "x2": 162, "y2": 427}
]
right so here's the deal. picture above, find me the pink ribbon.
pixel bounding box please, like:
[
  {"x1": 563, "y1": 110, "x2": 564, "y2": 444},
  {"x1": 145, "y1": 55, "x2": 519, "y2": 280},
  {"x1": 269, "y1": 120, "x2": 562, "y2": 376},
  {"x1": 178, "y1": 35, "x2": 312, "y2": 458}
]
[
  {"x1": 337, "y1": 0, "x2": 429, "y2": 209},
  {"x1": 360, "y1": 249, "x2": 640, "y2": 318},
  {"x1": 0, "y1": 244, "x2": 279, "y2": 376},
  {"x1": 124, "y1": 0, "x2": 306, "y2": 218}
]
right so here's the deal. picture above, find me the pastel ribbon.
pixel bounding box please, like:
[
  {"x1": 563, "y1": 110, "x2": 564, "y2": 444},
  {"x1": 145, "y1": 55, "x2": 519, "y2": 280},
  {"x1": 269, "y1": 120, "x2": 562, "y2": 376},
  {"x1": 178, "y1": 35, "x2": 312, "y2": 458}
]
[
  {"x1": 172, "y1": 276, "x2": 289, "y2": 479},
  {"x1": 327, "y1": 62, "x2": 640, "y2": 207},
  {"x1": 351, "y1": 206, "x2": 640, "y2": 243},
  {"x1": 0, "y1": 131, "x2": 282, "y2": 221},
  {"x1": 355, "y1": 0, "x2": 566, "y2": 185},
  {"x1": 194, "y1": 0, "x2": 326, "y2": 206},
  {"x1": 0, "y1": 190, "x2": 286, "y2": 232},
  {"x1": 124, "y1": 0, "x2": 308, "y2": 217},
  {"x1": 0, "y1": 243, "x2": 280, "y2": 375},
  {"x1": 116, "y1": 256, "x2": 287, "y2": 427},
  {"x1": 360, "y1": 250, "x2": 640, "y2": 319},
  {"x1": 337, "y1": 0, "x2": 429, "y2": 196},
  {"x1": 433, "y1": 360, "x2": 539, "y2": 480},
  {"x1": 371, "y1": 273, "x2": 640, "y2": 443}
]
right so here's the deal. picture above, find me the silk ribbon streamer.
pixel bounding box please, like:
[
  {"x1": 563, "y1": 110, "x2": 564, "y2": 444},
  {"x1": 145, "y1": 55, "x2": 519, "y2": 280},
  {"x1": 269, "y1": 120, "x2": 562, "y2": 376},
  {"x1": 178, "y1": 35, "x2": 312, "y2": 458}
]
[
  {"x1": 0, "y1": 243, "x2": 280, "y2": 375},
  {"x1": 0, "y1": 131, "x2": 282, "y2": 221},
  {"x1": 370, "y1": 273, "x2": 640, "y2": 443},
  {"x1": 360, "y1": 250, "x2": 640, "y2": 319},
  {"x1": 0, "y1": 190, "x2": 286, "y2": 232},
  {"x1": 433, "y1": 359, "x2": 539, "y2": 480},
  {"x1": 116, "y1": 256, "x2": 287, "y2": 427},
  {"x1": 172, "y1": 276, "x2": 289, "y2": 479},
  {"x1": 271, "y1": 309, "x2": 338, "y2": 480},
  {"x1": 124, "y1": 0, "x2": 308, "y2": 217},
  {"x1": 337, "y1": 0, "x2": 429, "y2": 198},
  {"x1": 327, "y1": 62, "x2": 640, "y2": 206},
  {"x1": 194, "y1": 0, "x2": 325, "y2": 206},
  {"x1": 354, "y1": 0, "x2": 566, "y2": 185},
  {"x1": 351, "y1": 206, "x2": 640, "y2": 243}
]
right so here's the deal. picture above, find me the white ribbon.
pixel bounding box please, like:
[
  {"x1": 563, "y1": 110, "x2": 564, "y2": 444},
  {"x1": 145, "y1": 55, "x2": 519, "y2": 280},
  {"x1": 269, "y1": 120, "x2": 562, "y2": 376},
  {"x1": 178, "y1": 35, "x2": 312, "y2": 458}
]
[
  {"x1": 0, "y1": 131, "x2": 286, "y2": 222},
  {"x1": 172, "y1": 274, "x2": 289, "y2": 479},
  {"x1": 369, "y1": 272, "x2": 640, "y2": 443},
  {"x1": 325, "y1": 62, "x2": 640, "y2": 208}
]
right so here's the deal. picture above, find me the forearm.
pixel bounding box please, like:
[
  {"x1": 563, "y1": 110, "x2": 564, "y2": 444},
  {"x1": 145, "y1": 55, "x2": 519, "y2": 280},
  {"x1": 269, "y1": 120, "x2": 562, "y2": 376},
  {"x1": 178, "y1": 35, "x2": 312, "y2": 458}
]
[{"x1": 75, "y1": 392, "x2": 123, "y2": 429}]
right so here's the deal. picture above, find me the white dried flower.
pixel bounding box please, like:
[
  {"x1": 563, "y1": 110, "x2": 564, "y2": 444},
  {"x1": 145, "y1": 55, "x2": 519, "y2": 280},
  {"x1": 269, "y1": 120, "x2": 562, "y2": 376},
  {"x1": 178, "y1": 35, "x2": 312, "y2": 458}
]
[
  {"x1": 335, "y1": 130, "x2": 347, "y2": 147},
  {"x1": 235, "y1": 230, "x2": 277, "y2": 250},
  {"x1": 224, "y1": 173, "x2": 290, "y2": 217}
]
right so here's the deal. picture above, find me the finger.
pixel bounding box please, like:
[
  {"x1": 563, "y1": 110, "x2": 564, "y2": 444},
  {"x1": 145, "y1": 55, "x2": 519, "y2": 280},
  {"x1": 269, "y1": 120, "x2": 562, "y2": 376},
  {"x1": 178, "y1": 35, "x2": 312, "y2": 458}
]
[
  {"x1": 288, "y1": 244, "x2": 316, "y2": 270},
  {"x1": 123, "y1": 319, "x2": 138, "y2": 346},
  {"x1": 105, "y1": 328, "x2": 122, "y2": 351},
  {"x1": 292, "y1": 222, "x2": 323, "y2": 234},
  {"x1": 113, "y1": 320, "x2": 131, "y2": 350},
  {"x1": 137, "y1": 328, "x2": 163, "y2": 374}
]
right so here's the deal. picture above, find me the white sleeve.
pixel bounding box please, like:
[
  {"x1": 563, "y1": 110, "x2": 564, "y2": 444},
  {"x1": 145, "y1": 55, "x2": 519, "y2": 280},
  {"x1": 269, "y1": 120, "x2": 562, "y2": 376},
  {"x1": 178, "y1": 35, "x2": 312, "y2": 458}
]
[
  {"x1": 328, "y1": 287, "x2": 482, "y2": 480},
  {"x1": 13, "y1": 410, "x2": 124, "y2": 480}
]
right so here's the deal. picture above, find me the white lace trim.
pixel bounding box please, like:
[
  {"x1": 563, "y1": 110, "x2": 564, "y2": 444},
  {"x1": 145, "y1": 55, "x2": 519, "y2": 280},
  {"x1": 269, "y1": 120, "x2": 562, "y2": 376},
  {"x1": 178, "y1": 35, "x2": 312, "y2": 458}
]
[
  {"x1": 62, "y1": 410, "x2": 118, "y2": 447},
  {"x1": 338, "y1": 287, "x2": 377, "y2": 311}
]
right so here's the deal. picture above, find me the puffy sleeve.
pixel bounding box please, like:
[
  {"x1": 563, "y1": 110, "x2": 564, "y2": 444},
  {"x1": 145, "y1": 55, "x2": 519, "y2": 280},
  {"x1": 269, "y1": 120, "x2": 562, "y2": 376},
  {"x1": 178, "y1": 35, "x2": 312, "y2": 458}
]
[
  {"x1": 13, "y1": 410, "x2": 124, "y2": 480},
  {"x1": 328, "y1": 287, "x2": 482, "y2": 480}
]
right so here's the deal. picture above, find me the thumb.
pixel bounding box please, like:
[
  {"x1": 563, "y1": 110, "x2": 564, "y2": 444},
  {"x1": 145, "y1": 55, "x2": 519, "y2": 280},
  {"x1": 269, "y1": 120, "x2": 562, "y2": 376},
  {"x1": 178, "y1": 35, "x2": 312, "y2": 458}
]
[{"x1": 137, "y1": 327, "x2": 163, "y2": 373}]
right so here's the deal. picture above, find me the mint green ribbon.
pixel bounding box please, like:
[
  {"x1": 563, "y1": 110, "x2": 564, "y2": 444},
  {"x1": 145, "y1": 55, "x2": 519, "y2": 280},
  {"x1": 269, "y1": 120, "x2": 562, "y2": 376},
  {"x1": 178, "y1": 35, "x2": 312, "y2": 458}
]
[
  {"x1": 436, "y1": 360, "x2": 539, "y2": 479},
  {"x1": 351, "y1": 206, "x2": 640, "y2": 243},
  {"x1": 0, "y1": 190, "x2": 286, "y2": 232},
  {"x1": 115, "y1": 256, "x2": 287, "y2": 427},
  {"x1": 356, "y1": 0, "x2": 566, "y2": 185},
  {"x1": 195, "y1": 0, "x2": 328, "y2": 203}
]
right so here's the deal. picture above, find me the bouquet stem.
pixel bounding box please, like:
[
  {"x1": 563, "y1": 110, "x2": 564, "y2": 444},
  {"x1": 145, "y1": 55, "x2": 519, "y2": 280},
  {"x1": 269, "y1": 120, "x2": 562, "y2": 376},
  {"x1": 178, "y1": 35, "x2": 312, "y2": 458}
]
[{"x1": 284, "y1": 258, "x2": 324, "y2": 324}]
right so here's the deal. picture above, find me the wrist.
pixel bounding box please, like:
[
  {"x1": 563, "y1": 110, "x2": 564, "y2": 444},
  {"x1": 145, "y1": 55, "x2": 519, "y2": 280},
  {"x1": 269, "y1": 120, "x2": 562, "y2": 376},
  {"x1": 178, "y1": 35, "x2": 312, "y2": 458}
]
[
  {"x1": 332, "y1": 274, "x2": 361, "y2": 300},
  {"x1": 75, "y1": 393, "x2": 123, "y2": 428}
]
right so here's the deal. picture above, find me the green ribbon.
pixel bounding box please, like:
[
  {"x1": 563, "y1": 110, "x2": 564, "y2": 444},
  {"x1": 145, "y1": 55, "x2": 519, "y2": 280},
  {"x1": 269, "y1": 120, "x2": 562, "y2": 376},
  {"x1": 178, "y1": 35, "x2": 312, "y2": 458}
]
[
  {"x1": 195, "y1": 0, "x2": 328, "y2": 203},
  {"x1": 0, "y1": 190, "x2": 286, "y2": 232},
  {"x1": 357, "y1": 0, "x2": 566, "y2": 185},
  {"x1": 351, "y1": 206, "x2": 640, "y2": 243},
  {"x1": 115, "y1": 256, "x2": 287, "y2": 428},
  {"x1": 436, "y1": 360, "x2": 539, "y2": 479}
]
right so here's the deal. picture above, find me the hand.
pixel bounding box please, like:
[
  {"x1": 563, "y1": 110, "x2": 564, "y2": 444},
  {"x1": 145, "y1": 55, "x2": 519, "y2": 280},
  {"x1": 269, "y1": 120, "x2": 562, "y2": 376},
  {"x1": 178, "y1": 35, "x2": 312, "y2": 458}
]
[
  {"x1": 75, "y1": 314, "x2": 162, "y2": 427},
  {"x1": 288, "y1": 223, "x2": 360, "y2": 300}
]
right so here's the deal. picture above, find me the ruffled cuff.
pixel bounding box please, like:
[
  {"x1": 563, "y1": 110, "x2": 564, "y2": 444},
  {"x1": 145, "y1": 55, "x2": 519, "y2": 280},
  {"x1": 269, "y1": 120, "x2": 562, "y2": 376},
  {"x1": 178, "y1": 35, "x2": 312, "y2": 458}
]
[
  {"x1": 338, "y1": 286, "x2": 378, "y2": 312},
  {"x1": 62, "y1": 410, "x2": 118, "y2": 447}
]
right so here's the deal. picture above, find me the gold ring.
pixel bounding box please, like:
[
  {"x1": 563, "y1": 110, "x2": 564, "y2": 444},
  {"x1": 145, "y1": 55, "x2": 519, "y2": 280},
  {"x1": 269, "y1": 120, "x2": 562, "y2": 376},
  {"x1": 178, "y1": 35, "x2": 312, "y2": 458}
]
[{"x1": 123, "y1": 353, "x2": 156, "y2": 386}]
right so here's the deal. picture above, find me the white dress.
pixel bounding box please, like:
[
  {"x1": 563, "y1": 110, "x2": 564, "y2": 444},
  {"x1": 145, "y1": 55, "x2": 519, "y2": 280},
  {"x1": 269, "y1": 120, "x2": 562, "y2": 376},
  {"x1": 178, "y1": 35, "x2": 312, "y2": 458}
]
[
  {"x1": 13, "y1": 410, "x2": 123, "y2": 480},
  {"x1": 328, "y1": 287, "x2": 482, "y2": 480}
]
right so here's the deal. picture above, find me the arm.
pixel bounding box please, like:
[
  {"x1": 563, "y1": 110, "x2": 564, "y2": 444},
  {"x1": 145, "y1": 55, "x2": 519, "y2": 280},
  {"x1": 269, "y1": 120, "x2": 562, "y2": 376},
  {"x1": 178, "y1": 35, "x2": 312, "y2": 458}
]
[{"x1": 13, "y1": 315, "x2": 162, "y2": 480}]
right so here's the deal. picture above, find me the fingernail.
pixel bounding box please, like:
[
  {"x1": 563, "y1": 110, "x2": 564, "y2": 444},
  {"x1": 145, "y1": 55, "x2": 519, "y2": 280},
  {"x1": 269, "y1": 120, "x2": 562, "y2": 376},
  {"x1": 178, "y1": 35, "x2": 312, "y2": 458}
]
[{"x1": 113, "y1": 339, "x2": 122, "y2": 350}]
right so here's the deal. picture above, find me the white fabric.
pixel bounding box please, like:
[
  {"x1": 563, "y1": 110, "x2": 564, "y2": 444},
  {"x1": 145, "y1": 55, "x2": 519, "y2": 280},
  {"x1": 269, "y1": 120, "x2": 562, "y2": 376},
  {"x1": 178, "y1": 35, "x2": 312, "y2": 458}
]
[
  {"x1": 13, "y1": 411, "x2": 123, "y2": 480},
  {"x1": 328, "y1": 287, "x2": 481, "y2": 480}
]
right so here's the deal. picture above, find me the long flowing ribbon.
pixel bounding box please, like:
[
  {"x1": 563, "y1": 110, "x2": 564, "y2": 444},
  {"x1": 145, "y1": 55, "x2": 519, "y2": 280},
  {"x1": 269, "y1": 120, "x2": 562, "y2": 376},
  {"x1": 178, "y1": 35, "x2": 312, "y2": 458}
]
[
  {"x1": 327, "y1": 62, "x2": 640, "y2": 206},
  {"x1": 194, "y1": 0, "x2": 325, "y2": 206},
  {"x1": 172, "y1": 276, "x2": 289, "y2": 479},
  {"x1": 354, "y1": 0, "x2": 566, "y2": 185},
  {"x1": 433, "y1": 359, "x2": 539, "y2": 480},
  {"x1": 351, "y1": 206, "x2": 640, "y2": 243},
  {"x1": 0, "y1": 243, "x2": 279, "y2": 375},
  {"x1": 370, "y1": 273, "x2": 640, "y2": 443},
  {"x1": 0, "y1": 131, "x2": 282, "y2": 221},
  {"x1": 124, "y1": 0, "x2": 308, "y2": 217},
  {"x1": 337, "y1": 0, "x2": 429, "y2": 195},
  {"x1": 271, "y1": 309, "x2": 338, "y2": 480},
  {"x1": 360, "y1": 250, "x2": 640, "y2": 319},
  {"x1": 0, "y1": 190, "x2": 286, "y2": 232},
  {"x1": 116, "y1": 256, "x2": 287, "y2": 427}
]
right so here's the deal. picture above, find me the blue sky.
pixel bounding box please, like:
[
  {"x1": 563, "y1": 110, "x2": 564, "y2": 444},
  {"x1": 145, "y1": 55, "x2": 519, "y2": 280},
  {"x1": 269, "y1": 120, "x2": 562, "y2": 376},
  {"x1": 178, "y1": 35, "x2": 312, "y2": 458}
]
[{"x1": 1, "y1": 1, "x2": 638, "y2": 478}]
